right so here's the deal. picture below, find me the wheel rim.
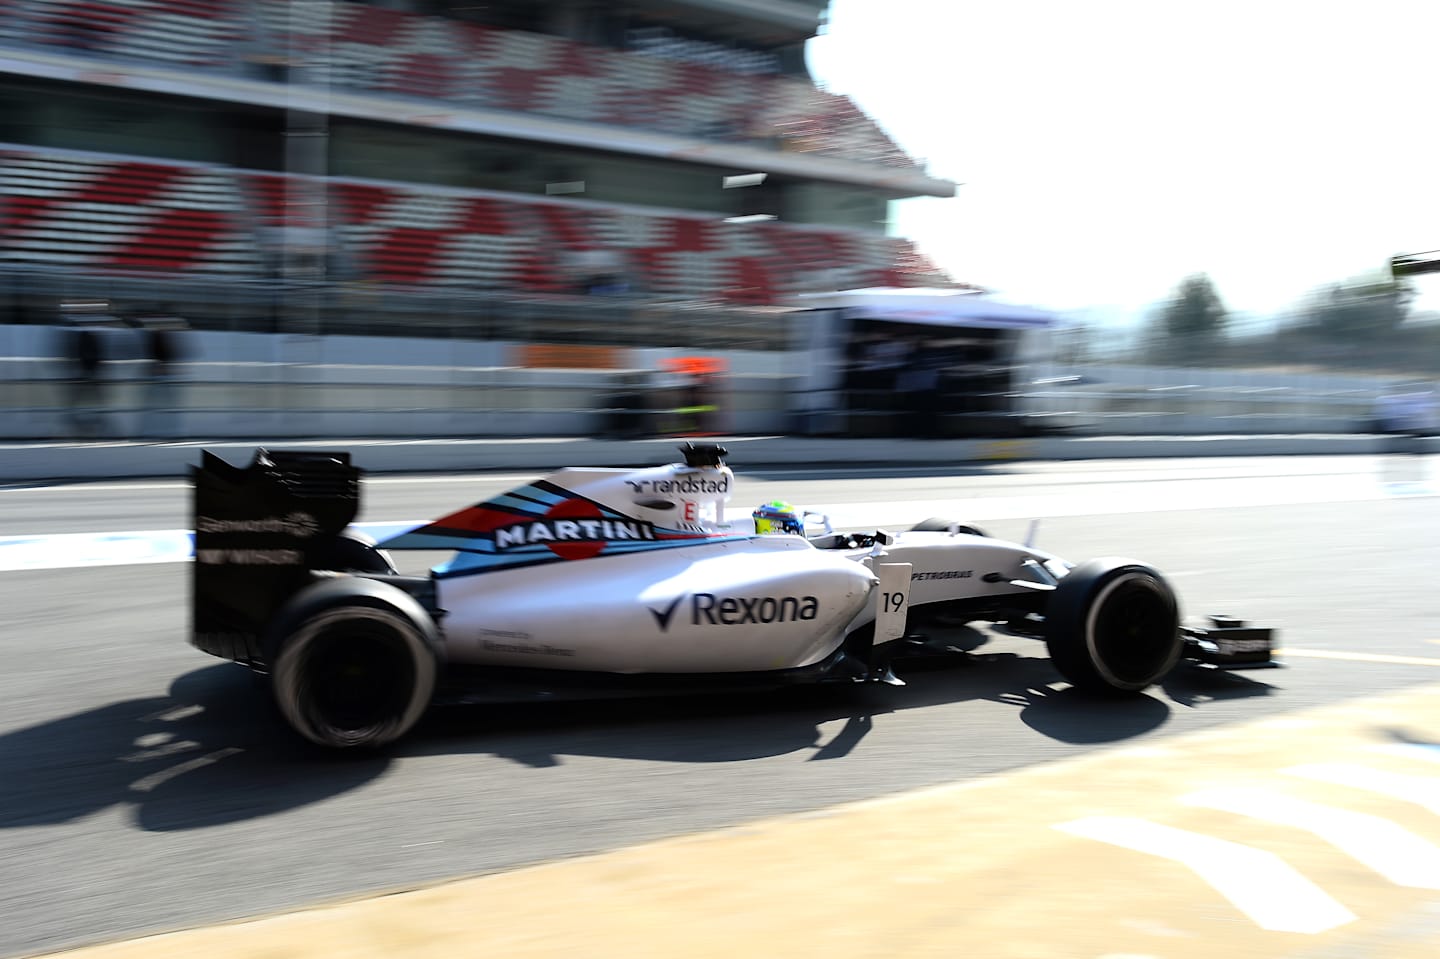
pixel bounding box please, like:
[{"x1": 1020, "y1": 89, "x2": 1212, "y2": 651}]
[
  {"x1": 302, "y1": 625, "x2": 415, "y2": 736},
  {"x1": 1085, "y1": 574, "x2": 1177, "y2": 687}
]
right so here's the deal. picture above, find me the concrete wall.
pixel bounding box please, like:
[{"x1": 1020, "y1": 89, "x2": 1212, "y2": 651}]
[
  {"x1": 3, "y1": 324, "x2": 1399, "y2": 440},
  {"x1": 1019, "y1": 362, "x2": 1392, "y2": 435},
  {"x1": 1, "y1": 325, "x2": 797, "y2": 439}
]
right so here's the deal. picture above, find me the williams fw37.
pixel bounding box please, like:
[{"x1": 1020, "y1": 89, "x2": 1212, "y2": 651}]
[{"x1": 190, "y1": 444, "x2": 1279, "y2": 749}]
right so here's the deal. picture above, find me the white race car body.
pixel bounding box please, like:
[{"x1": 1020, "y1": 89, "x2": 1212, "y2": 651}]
[
  {"x1": 376, "y1": 455, "x2": 1070, "y2": 674},
  {"x1": 188, "y1": 444, "x2": 1276, "y2": 749},
  {"x1": 436, "y1": 537, "x2": 876, "y2": 673}
]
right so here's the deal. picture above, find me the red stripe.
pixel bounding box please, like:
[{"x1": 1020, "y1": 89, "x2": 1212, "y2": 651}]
[
  {"x1": 332, "y1": 183, "x2": 393, "y2": 224},
  {"x1": 71, "y1": 162, "x2": 183, "y2": 206},
  {"x1": 422, "y1": 505, "x2": 530, "y2": 534},
  {"x1": 371, "y1": 228, "x2": 451, "y2": 282},
  {"x1": 2, "y1": 196, "x2": 58, "y2": 235},
  {"x1": 104, "y1": 209, "x2": 225, "y2": 269}
]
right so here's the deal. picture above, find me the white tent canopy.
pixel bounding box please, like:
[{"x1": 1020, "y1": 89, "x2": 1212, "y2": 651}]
[{"x1": 793, "y1": 287, "x2": 1058, "y2": 330}]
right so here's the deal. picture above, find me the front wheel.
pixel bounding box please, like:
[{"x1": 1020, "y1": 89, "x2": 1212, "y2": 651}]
[{"x1": 1043, "y1": 559, "x2": 1181, "y2": 694}]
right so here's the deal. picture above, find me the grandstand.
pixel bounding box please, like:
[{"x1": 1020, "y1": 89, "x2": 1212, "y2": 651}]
[{"x1": 0, "y1": 0, "x2": 960, "y2": 343}]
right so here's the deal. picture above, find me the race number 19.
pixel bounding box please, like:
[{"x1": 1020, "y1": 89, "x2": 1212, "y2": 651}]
[{"x1": 873, "y1": 563, "x2": 912, "y2": 642}]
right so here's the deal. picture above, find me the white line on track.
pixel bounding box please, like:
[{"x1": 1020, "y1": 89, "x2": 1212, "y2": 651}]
[
  {"x1": 1369, "y1": 743, "x2": 1440, "y2": 765},
  {"x1": 1181, "y1": 786, "x2": 1440, "y2": 889},
  {"x1": 1284, "y1": 764, "x2": 1440, "y2": 815},
  {"x1": 1054, "y1": 816, "x2": 1357, "y2": 933},
  {"x1": 0, "y1": 529, "x2": 198, "y2": 572},
  {"x1": 1278, "y1": 648, "x2": 1440, "y2": 668}
]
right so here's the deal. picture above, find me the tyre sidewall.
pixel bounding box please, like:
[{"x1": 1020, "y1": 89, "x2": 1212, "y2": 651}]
[
  {"x1": 266, "y1": 578, "x2": 440, "y2": 748},
  {"x1": 310, "y1": 528, "x2": 397, "y2": 574},
  {"x1": 911, "y1": 516, "x2": 987, "y2": 537}
]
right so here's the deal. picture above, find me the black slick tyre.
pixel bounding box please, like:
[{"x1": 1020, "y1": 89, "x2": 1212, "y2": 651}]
[
  {"x1": 265, "y1": 577, "x2": 440, "y2": 749},
  {"x1": 911, "y1": 516, "x2": 988, "y2": 537},
  {"x1": 310, "y1": 527, "x2": 397, "y2": 574},
  {"x1": 1043, "y1": 558, "x2": 1181, "y2": 694}
]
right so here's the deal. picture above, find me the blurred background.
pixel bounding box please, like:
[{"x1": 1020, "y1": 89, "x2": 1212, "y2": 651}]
[
  {"x1": 5, "y1": 8, "x2": 1440, "y2": 956},
  {"x1": 0, "y1": 0, "x2": 1437, "y2": 443}
]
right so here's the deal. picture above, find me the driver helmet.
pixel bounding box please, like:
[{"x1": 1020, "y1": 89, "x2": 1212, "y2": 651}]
[{"x1": 752, "y1": 500, "x2": 804, "y2": 536}]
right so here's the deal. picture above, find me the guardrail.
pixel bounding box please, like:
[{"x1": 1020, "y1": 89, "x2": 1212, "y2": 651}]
[{"x1": 1017, "y1": 382, "x2": 1381, "y2": 435}]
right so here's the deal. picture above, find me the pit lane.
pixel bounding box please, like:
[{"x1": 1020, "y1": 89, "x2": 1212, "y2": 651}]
[{"x1": 1, "y1": 455, "x2": 1437, "y2": 957}]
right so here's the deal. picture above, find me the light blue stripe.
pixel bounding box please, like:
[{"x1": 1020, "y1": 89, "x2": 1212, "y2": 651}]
[{"x1": 489, "y1": 485, "x2": 564, "y2": 512}]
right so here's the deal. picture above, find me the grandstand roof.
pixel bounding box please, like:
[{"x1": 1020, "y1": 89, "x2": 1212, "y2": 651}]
[
  {"x1": 619, "y1": 0, "x2": 826, "y2": 44},
  {"x1": 793, "y1": 288, "x2": 1059, "y2": 329}
]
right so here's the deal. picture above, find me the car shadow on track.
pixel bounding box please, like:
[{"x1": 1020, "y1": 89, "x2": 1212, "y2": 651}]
[
  {"x1": 0, "y1": 664, "x2": 391, "y2": 833},
  {"x1": 0, "y1": 634, "x2": 1278, "y2": 833},
  {"x1": 408, "y1": 631, "x2": 1277, "y2": 767},
  {"x1": 1163, "y1": 666, "x2": 1277, "y2": 708},
  {"x1": 1380, "y1": 726, "x2": 1440, "y2": 751}
]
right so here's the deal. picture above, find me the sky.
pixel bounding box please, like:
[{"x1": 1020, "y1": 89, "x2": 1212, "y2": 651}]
[{"x1": 805, "y1": 0, "x2": 1440, "y2": 326}]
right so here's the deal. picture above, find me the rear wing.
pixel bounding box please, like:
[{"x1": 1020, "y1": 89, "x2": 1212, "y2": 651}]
[{"x1": 191, "y1": 448, "x2": 360, "y2": 666}]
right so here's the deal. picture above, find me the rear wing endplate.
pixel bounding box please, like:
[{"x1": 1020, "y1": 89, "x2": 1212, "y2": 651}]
[{"x1": 191, "y1": 448, "x2": 360, "y2": 666}]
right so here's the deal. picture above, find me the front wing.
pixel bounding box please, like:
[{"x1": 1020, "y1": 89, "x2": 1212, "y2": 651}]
[{"x1": 1180, "y1": 615, "x2": 1281, "y2": 670}]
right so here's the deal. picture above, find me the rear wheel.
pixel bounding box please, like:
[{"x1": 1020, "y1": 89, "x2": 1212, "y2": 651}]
[
  {"x1": 310, "y1": 527, "x2": 396, "y2": 574},
  {"x1": 1044, "y1": 559, "x2": 1181, "y2": 693},
  {"x1": 911, "y1": 516, "x2": 988, "y2": 537},
  {"x1": 265, "y1": 578, "x2": 440, "y2": 749}
]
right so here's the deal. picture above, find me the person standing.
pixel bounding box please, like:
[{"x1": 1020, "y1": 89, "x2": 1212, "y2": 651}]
[
  {"x1": 896, "y1": 339, "x2": 943, "y2": 437},
  {"x1": 62, "y1": 323, "x2": 105, "y2": 439},
  {"x1": 137, "y1": 310, "x2": 186, "y2": 440}
]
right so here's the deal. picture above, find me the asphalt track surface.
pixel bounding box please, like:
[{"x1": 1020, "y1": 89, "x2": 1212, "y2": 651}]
[{"x1": 2, "y1": 454, "x2": 1439, "y2": 957}]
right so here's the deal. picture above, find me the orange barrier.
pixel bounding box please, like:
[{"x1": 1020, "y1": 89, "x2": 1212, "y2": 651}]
[{"x1": 512, "y1": 344, "x2": 626, "y2": 369}]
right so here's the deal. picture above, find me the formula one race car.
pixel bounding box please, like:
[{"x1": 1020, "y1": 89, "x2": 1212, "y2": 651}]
[{"x1": 190, "y1": 444, "x2": 1278, "y2": 749}]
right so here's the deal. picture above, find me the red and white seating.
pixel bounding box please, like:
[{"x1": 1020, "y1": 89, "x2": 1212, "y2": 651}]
[
  {"x1": 23, "y1": 0, "x2": 244, "y2": 68},
  {"x1": 329, "y1": 180, "x2": 534, "y2": 287},
  {"x1": 0, "y1": 144, "x2": 949, "y2": 294},
  {"x1": 238, "y1": 1, "x2": 917, "y2": 169},
  {"x1": 6, "y1": 1, "x2": 922, "y2": 169},
  {"x1": 0, "y1": 148, "x2": 262, "y2": 273}
]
